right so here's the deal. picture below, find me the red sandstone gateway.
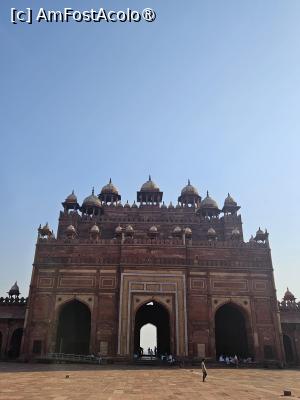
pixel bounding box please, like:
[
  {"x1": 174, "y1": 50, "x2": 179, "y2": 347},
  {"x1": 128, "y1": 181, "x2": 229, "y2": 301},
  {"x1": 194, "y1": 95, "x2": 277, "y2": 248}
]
[{"x1": 1, "y1": 177, "x2": 299, "y2": 365}]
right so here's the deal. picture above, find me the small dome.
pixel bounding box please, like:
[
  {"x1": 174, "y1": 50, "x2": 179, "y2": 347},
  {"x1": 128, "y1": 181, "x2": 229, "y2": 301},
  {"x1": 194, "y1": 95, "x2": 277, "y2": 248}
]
[
  {"x1": 161, "y1": 201, "x2": 167, "y2": 209},
  {"x1": 168, "y1": 201, "x2": 174, "y2": 209},
  {"x1": 208, "y1": 227, "x2": 217, "y2": 236},
  {"x1": 8, "y1": 281, "x2": 20, "y2": 297},
  {"x1": 224, "y1": 193, "x2": 237, "y2": 206},
  {"x1": 232, "y1": 227, "x2": 240, "y2": 236},
  {"x1": 256, "y1": 227, "x2": 264, "y2": 235},
  {"x1": 82, "y1": 189, "x2": 101, "y2": 208},
  {"x1": 140, "y1": 175, "x2": 159, "y2": 192},
  {"x1": 66, "y1": 224, "x2": 76, "y2": 233},
  {"x1": 184, "y1": 227, "x2": 192, "y2": 236},
  {"x1": 181, "y1": 179, "x2": 199, "y2": 196},
  {"x1": 284, "y1": 287, "x2": 296, "y2": 302},
  {"x1": 65, "y1": 190, "x2": 77, "y2": 203},
  {"x1": 101, "y1": 178, "x2": 119, "y2": 195},
  {"x1": 131, "y1": 201, "x2": 138, "y2": 208},
  {"x1": 149, "y1": 225, "x2": 158, "y2": 233},
  {"x1": 126, "y1": 225, "x2": 134, "y2": 232},
  {"x1": 117, "y1": 202, "x2": 123, "y2": 208},
  {"x1": 176, "y1": 203, "x2": 181, "y2": 209},
  {"x1": 124, "y1": 200, "x2": 130, "y2": 208},
  {"x1": 173, "y1": 226, "x2": 182, "y2": 234},
  {"x1": 200, "y1": 191, "x2": 219, "y2": 209},
  {"x1": 90, "y1": 224, "x2": 100, "y2": 233},
  {"x1": 115, "y1": 225, "x2": 123, "y2": 234}
]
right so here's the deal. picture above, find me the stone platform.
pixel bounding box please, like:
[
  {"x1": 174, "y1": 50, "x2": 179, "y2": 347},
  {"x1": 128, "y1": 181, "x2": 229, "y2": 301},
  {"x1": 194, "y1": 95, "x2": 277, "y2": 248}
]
[{"x1": 0, "y1": 363, "x2": 299, "y2": 400}]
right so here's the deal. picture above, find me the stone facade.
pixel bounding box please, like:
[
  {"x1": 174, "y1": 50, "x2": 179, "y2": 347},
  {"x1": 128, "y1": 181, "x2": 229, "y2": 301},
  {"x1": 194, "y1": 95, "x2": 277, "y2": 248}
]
[{"x1": 1, "y1": 177, "x2": 298, "y2": 364}]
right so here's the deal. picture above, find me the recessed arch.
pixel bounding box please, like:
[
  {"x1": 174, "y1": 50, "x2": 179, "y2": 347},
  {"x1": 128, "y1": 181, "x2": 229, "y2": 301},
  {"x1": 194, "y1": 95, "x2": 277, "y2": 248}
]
[
  {"x1": 215, "y1": 302, "x2": 249, "y2": 359},
  {"x1": 134, "y1": 301, "x2": 170, "y2": 356},
  {"x1": 8, "y1": 328, "x2": 23, "y2": 359},
  {"x1": 283, "y1": 334, "x2": 294, "y2": 363},
  {"x1": 55, "y1": 299, "x2": 91, "y2": 354}
]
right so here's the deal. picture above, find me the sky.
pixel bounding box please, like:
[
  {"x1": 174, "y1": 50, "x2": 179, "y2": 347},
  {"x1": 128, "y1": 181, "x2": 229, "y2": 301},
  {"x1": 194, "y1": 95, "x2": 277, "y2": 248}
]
[{"x1": 0, "y1": 0, "x2": 300, "y2": 301}]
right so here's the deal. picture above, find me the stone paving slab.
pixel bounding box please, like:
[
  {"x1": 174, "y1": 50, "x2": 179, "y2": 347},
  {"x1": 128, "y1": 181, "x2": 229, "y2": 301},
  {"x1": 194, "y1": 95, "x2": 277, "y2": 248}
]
[{"x1": 0, "y1": 363, "x2": 300, "y2": 400}]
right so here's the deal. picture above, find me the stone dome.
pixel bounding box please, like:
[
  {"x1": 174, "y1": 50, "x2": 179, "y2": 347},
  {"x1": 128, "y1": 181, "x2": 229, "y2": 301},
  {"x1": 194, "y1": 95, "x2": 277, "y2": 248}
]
[
  {"x1": 117, "y1": 202, "x2": 123, "y2": 208},
  {"x1": 66, "y1": 224, "x2": 76, "y2": 233},
  {"x1": 224, "y1": 193, "x2": 237, "y2": 206},
  {"x1": 140, "y1": 175, "x2": 160, "y2": 192},
  {"x1": 184, "y1": 227, "x2": 192, "y2": 237},
  {"x1": 161, "y1": 201, "x2": 167, "y2": 209},
  {"x1": 207, "y1": 227, "x2": 217, "y2": 236},
  {"x1": 173, "y1": 226, "x2": 182, "y2": 234},
  {"x1": 8, "y1": 281, "x2": 20, "y2": 297},
  {"x1": 82, "y1": 189, "x2": 101, "y2": 208},
  {"x1": 90, "y1": 224, "x2": 100, "y2": 233},
  {"x1": 125, "y1": 225, "x2": 134, "y2": 233},
  {"x1": 124, "y1": 201, "x2": 130, "y2": 208},
  {"x1": 168, "y1": 201, "x2": 174, "y2": 209},
  {"x1": 115, "y1": 225, "x2": 123, "y2": 234},
  {"x1": 101, "y1": 178, "x2": 119, "y2": 195},
  {"x1": 181, "y1": 179, "x2": 199, "y2": 196},
  {"x1": 284, "y1": 288, "x2": 296, "y2": 302},
  {"x1": 131, "y1": 201, "x2": 138, "y2": 208},
  {"x1": 200, "y1": 191, "x2": 219, "y2": 209},
  {"x1": 149, "y1": 225, "x2": 158, "y2": 233},
  {"x1": 65, "y1": 190, "x2": 77, "y2": 203}
]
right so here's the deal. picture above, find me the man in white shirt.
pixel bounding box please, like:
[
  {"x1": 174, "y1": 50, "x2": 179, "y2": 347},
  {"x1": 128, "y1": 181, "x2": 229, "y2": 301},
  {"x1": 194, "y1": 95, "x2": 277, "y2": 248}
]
[{"x1": 201, "y1": 358, "x2": 207, "y2": 382}]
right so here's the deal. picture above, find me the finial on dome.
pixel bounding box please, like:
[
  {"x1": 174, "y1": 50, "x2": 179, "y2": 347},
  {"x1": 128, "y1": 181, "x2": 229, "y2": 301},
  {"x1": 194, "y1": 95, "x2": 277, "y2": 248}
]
[
  {"x1": 149, "y1": 174, "x2": 151, "y2": 181},
  {"x1": 92, "y1": 187, "x2": 95, "y2": 195},
  {"x1": 188, "y1": 179, "x2": 190, "y2": 185},
  {"x1": 207, "y1": 190, "x2": 209, "y2": 197},
  {"x1": 109, "y1": 178, "x2": 112, "y2": 183}
]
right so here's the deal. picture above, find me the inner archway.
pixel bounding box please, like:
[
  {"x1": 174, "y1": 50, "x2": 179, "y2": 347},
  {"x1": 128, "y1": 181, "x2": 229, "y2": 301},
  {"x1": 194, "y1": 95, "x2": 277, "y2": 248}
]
[
  {"x1": 283, "y1": 334, "x2": 294, "y2": 363},
  {"x1": 8, "y1": 328, "x2": 23, "y2": 359},
  {"x1": 134, "y1": 301, "x2": 170, "y2": 356},
  {"x1": 0, "y1": 331, "x2": 2, "y2": 357},
  {"x1": 215, "y1": 303, "x2": 249, "y2": 359},
  {"x1": 56, "y1": 300, "x2": 91, "y2": 355}
]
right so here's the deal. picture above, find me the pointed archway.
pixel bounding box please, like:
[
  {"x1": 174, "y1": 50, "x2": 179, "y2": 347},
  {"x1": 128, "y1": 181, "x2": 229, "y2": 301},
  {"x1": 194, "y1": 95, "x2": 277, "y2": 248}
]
[
  {"x1": 215, "y1": 303, "x2": 249, "y2": 358},
  {"x1": 55, "y1": 300, "x2": 91, "y2": 354},
  {"x1": 134, "y1": 301, "x2": 170, "y2": 356},
  {"x1": 283, "y1": 334, "x2": 294, "y2": 363},
  {"x1": 8, "y1": 328, "x2": 23, "y2": 359},
  {"x1": 0, "y1": 331, "x2": 2, "y2": 357}
]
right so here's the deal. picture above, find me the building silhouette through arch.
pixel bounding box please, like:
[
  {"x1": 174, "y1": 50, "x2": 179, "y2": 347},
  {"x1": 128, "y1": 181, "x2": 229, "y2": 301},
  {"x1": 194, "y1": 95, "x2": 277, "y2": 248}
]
[{"x1": 134, "y1": 301, "x2": 170, "y2": 356}]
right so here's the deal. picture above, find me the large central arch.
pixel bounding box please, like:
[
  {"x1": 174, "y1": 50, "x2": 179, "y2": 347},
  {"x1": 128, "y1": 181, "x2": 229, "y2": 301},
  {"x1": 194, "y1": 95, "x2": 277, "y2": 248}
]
[
  {"x1": 55, "y1": 300, "x2": 91, "y2": 355},
  {"x1": 215, "y1": 303, "x2": 249, "y2": 358},
  {"x1": 134, "y1": 301, "x2": 170, "y2": 356}
]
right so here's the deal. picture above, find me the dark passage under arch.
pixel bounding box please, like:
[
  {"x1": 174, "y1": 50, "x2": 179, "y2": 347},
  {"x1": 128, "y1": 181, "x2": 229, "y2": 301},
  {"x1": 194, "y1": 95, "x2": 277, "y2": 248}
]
[
  {"x1": 283, "y1": 334, "x2": 294, "y2": 363},
  {"x1": 56, "y1": 300, "x2": 91, "y2": 355},
  {"x1": 215, "y1": 303, "x2": 249, "y2": 358},
  {"x1": 134, "y1": 301, "x2": 170, "y2": 356},
  {"x1": 9, "y1": 328, "x2": 23, "y2": 359}
]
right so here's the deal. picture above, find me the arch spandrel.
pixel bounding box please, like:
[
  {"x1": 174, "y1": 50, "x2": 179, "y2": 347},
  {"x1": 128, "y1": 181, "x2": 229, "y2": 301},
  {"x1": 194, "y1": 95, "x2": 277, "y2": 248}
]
[
  {"x1": 212, "y1": 297, "x2": 251, "y2": 319},
  {"x1": 133, "y1": 296, "x2": 173, "y2": 314},
  {"x1": 54, "y1": 294, "x2": 94, "y2": 313}
]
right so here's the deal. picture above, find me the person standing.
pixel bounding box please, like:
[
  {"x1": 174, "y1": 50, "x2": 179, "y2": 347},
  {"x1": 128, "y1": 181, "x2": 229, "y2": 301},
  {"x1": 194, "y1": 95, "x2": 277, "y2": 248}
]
[{"x1": 201, "y1": 358, "x2": 207, "y2": 382}]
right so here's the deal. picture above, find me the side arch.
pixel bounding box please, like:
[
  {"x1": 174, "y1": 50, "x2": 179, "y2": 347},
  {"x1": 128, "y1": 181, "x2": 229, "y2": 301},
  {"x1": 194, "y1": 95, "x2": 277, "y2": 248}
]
[
  {"x1": 214, "y1": 302, "x2": 251, "y2": 359},
  {"x1": 283, "y1": 334, "x2": 294, "y2": 363},
  {"x1": 55, "y1": 299, "x2": 91, "y2": 354}
]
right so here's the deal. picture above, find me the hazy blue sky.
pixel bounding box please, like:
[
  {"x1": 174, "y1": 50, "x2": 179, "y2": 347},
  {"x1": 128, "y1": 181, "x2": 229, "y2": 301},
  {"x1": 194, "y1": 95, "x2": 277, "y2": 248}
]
[{"x1": 1, "y1": 0, "x2": 299, "y2": 301}]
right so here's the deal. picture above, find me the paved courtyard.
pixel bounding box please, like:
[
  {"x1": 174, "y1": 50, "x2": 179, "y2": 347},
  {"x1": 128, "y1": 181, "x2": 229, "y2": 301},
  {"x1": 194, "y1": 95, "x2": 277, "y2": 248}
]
[{"x1": 0, "y1": 363, "x2": 300, "y2": 400}]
